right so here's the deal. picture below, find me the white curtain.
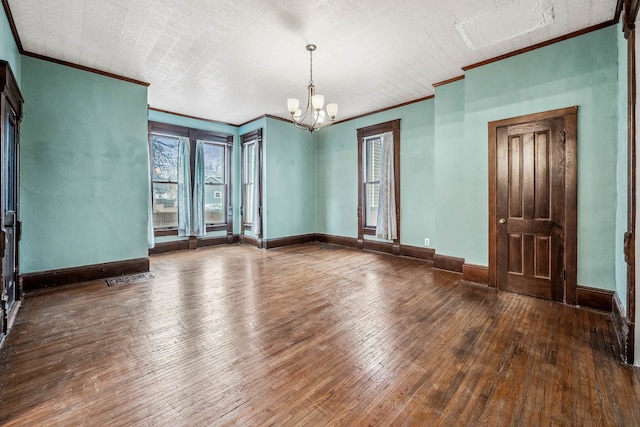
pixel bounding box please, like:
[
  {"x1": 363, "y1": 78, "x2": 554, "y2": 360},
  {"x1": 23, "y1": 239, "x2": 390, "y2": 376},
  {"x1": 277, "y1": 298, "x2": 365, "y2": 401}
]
[
  {"x1": 376, "y1": 131, "x2": 397, "y2": 240},
  {"x1": 192, "y1": 140, "x2": 206, "y2": 236},
  {"x1": 177, "y1": 137, "x2": 192, "y2": 236},
  {"x1": 251, "y1": 142, "x2": 261, "y2": 236}
]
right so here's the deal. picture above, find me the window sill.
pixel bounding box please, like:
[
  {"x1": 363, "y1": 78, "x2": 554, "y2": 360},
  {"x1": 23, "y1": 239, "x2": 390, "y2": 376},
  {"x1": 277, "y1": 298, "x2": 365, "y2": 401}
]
[
  {"x1": 363, "y1": 228, "x2": 377, "y2": 236},
  {"x1": 154, "y1": 228, "x2": 178, "y2": 237},
  {"x1": 206, "y1": 224, "x2": 228, "y2": 232}
]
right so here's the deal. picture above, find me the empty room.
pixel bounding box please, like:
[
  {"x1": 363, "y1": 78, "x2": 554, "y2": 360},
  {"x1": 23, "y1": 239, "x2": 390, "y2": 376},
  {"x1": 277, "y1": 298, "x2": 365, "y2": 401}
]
[{"x1": 1, "y1": 0, "x2": 640, "y2": 425}]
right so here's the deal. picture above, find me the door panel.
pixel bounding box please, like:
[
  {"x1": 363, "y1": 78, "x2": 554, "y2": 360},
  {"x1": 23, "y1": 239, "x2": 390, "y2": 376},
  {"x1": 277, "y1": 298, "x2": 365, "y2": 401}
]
[{"x1": 496, "y1": 117, "x2": 565, "y2": 301}]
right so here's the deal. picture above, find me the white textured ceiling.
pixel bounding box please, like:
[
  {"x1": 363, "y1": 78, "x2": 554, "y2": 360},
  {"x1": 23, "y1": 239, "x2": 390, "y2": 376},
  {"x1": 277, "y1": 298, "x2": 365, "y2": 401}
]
[{"x1": 6, "y1": 0, "x2": 618, "y2": 125}]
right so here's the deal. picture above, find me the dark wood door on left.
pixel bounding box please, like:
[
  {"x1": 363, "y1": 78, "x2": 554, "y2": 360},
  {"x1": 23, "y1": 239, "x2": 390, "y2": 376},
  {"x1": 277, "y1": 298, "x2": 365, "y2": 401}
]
[
  {"x1": 0, "y1": 61, "x2": 23, "y2": 337},
  {"x1": 2, "y1": 106, "x2": 18, "y2": 313}
]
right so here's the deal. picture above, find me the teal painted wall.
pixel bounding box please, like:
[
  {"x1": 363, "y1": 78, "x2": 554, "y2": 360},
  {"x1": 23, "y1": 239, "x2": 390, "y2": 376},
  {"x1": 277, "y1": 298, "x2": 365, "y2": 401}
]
[
  {"x1": 20, "y1": 56, "x2": 149, "y2": 273},
  {"x1": 434, "y1": 79, "x2": 466, "y2": 255},
  {"x1": 262, "y1": 118, "x2": 315, "y2": 239},
  {"x1": 315, "y1": 100, "x2": 435, "y2": 246},
  {"x1": 463, "y1": 26, "x2": 620, "y2": 289},
  {"x1": 148, "y1": 110, "x2": 238, "y2": 135},
  {"x1": 400, "y1": 101, "x2": 436, "y2": 248},
  {"x1": 315, "y1": 119, "x2": 358, "y2": 238},
  {"x1": 616, "y1": 23, "x2": 629, "y2": 308},
  {"x1": 0, "y1": 5, "x2": 20, "y2": 85},
  {"x1": 147, "y1": 110, "x2": 240, "y2": 237}
]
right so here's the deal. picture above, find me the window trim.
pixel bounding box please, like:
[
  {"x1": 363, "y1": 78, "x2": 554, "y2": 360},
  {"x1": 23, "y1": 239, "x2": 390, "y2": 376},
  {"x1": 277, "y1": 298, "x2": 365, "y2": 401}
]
[
  {"x1": 198, "y1": 136, "x2": 233, "y2": 233},
  {"x1": 357, "y1": 119, "x2": 401, "y2": 252},
  {"x1": 240, "y1": 129, "x2": 263, "y2": 241},
  {"x1": 149, "y1": 121, "x2": 233, "y2": 238}
]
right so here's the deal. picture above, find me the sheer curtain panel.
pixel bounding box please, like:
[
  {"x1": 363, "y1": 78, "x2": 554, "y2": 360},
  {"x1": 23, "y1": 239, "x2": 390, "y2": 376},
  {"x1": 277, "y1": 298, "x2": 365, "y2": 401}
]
[
  {"x1": 192, "y1": 140, "x2": 206, "y2": 236},
  {"x1": 177, "y1": 137, "x2": 192, "y2": 236},
  {"x1": 376, "y1": 131, "x2": 397, "y2": 240}
]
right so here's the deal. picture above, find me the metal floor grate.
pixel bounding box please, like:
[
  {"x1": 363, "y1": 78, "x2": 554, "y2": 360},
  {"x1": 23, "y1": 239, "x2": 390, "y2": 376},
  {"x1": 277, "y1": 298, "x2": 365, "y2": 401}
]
[{"x1": 106, "y1": 272, "x2": 154, "y2": 287}]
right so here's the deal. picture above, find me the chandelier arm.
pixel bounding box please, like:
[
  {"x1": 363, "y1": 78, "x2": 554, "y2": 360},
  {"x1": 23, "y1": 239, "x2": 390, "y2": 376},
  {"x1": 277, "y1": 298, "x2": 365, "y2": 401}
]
[
  {"x1": 293, "y1": 83, "x2": 315, "y2": 127},
  {"x1": 290, "y1": 120, "x2": 314, "y2": 132}
]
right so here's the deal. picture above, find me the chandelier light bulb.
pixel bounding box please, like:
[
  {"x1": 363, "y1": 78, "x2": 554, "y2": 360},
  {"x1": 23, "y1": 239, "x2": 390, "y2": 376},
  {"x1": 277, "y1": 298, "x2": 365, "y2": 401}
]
[
  {"x1": 312, "y1": 94, "x2": 324, "y2": 111},
  {"x1": 287, "y1": 98, "x2": 300, "y2": 115},
  {"x1": 326, "y1": 103, "x2": 338, "y2": 120}
]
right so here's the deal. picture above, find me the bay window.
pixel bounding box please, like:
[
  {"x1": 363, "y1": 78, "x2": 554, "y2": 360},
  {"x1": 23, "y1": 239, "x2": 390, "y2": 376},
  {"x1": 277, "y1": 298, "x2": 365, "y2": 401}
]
[{"x1": 149, "y1": 121, "x2": 233, "y2": 238}]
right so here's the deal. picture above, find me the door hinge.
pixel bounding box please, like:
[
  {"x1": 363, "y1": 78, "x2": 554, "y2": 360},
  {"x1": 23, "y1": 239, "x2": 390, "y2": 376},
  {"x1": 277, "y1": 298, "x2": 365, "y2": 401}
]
[{"x1": 562, "y1": 269, "x2": 566, "y2": 281}]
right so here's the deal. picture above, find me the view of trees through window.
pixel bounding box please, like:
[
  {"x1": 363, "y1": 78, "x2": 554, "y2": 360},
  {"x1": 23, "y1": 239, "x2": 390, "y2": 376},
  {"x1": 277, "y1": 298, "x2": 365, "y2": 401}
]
[
  {"x1": 203, "y1": 142, "x2": 225, "y2": 224},
  {"x1": 152, "y1": 135, "x2": 180, "y2": 228},
  {"x1": 151, "y1": 136, "x2": 227, "y2": 229}
]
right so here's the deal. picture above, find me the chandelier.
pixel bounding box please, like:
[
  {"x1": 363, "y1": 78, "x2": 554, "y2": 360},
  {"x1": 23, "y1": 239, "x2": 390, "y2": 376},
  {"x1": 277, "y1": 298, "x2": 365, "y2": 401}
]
[{"x1": 286, "y1": 44, "x2": 338, "y2": 132}]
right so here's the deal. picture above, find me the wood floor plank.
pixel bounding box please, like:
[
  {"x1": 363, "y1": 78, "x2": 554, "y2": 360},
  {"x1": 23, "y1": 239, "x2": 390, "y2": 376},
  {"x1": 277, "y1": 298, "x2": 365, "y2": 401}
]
[{"x1": 1, "y1": 243, "x2": 639, "y2": 425}]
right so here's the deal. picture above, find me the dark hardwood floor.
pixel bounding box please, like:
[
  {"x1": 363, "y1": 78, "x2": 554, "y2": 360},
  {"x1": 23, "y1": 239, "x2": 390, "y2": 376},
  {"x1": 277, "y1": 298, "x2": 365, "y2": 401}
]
[{"x1": 0, "y1": 243, "x2": 639, "y2": 425}]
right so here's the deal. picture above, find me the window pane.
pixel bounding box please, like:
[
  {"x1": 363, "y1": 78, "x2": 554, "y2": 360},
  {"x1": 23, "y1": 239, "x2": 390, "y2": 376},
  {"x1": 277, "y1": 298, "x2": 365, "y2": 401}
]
[
  {"x1": 205, "y1": 184, "x2": 225, "y2": 224},
  {"x1": 202, "y1": 143, "x2": 225, "y2": 184},
  {"x1": 245, "y1": 183, "x2": 254, "y2": 224},
  {"x1": 243, "y1": 141, "x2": 256, "y2": 226},
  {"x1": 152, "y1": 135, "x2": 179, "y2": 182},
  {"x1": 366, "y1": 137, "x2": 381, "y2": 182},
  {"x1": 152, "y1": 183, "x2": 178, "y2": 228},
  {"x1": 244, "y1": 143, "x2": 255, "y2": 184},
  {"x1": 365, "y1": 182, "x2": 379, "y2": 227}
]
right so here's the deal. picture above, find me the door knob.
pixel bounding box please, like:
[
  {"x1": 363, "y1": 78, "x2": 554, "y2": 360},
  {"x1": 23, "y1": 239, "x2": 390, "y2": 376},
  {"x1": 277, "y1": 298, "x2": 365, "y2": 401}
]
[{"x1": 499, "y1": 218, "x2": 506, "y2": 224}]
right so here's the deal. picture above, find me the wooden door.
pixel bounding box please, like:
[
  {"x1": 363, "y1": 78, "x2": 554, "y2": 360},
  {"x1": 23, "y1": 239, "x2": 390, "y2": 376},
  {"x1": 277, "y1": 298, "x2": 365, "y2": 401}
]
[
  {"x1": 2, "y1": 105, "x2": 18, "y2": 312},
  {"x1": 489, "y1": 107, "x2": 577, "y2": 303},
  {"x1": 0, "y1": 61, "x2": 23, "y2": 336}
]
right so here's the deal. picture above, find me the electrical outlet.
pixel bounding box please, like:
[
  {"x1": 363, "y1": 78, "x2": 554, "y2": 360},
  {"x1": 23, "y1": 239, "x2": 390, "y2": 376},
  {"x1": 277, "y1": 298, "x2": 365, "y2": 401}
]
[{"x1": 424, "y1": 238, "x2": 430, "y2": 246}]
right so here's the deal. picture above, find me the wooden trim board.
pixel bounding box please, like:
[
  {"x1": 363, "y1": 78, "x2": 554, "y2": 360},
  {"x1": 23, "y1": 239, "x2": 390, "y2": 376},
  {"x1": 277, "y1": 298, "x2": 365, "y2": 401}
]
[
  {"x1": 463, "y1": 264, "x2": 489, "y2": 284},
  {"x1": 433, "y1": 254, "x2": 465, "y2": 273},
  {"x1": 264, "y1": 234, "x2": 315, "y2": 249},
  {"x1": 149, "y1": 240, "x2": 190, "y2": 255},
  {"x1": 315, "y1": 234, "x2": 358, "y2": 248},
  {"x1": 612, "y1": 292, "x2": 632, "y2": 362},
  {"x1": 21, "y1": 258, "x2": 150, "y2": 292},
  {"x1": 400, "y1": 245, "x2": 435, "y2": 261},
  {"x1": 576, "y1": 286, "x2": 614, "y2": 312}
]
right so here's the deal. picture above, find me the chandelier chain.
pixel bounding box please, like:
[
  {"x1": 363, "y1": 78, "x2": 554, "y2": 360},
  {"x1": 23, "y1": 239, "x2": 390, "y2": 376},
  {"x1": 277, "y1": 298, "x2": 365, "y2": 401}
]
[{"x1": 309, "y1": 46, "x2": 314, "y2": 85}]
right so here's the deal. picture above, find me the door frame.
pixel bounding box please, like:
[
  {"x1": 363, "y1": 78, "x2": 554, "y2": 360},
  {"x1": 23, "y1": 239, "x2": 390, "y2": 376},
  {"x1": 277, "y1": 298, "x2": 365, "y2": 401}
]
[{"x1": 488, "y1": 106, "x2": 578, "y2": 304}]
